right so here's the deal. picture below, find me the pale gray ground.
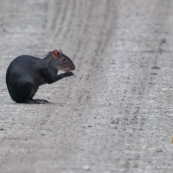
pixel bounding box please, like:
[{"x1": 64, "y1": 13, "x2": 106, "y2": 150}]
[{"x1": 0, "y1": 0, "x2": 173, "y2": 173}]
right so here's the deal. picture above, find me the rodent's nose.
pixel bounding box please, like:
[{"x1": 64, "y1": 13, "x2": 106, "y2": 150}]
[{"x1": 71, "y1": 64, "x2": 75, "y2": 70}]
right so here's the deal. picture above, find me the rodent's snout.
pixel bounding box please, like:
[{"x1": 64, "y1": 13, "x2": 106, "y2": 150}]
[
  {"x1": 71, "y1": 63, "x2": 75, "y2": 71},
  {"x1": 60, "y1": 63, "x2": 75, "y2": 72}
]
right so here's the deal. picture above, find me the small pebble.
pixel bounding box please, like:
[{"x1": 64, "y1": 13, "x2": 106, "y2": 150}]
[
  {"x1": 148, "y1": 100, "x2": 154, "y2": 103},
  {"x1": 83, "y1": 165, "x2": 90, "y2": 170},
  {"x1": 162, "y1": 88, "x2": 168, "y2": 91}
]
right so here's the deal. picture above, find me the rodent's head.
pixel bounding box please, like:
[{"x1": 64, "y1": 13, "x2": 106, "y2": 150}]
[{"x1": 50, "y1": 50, "x2": 75, "y2": 72}]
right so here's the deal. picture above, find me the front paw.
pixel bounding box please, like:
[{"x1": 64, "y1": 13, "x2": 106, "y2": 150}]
[{"x1": 64, "y1": 72, "x2": 74, "y2": 77}]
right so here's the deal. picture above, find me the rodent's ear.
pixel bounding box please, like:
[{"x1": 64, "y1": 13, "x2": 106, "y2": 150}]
[{"x1": 51, "y1": 50, "x2": 59, "y2": 57}]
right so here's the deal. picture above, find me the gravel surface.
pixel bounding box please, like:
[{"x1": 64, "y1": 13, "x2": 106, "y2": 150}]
[{"x1": 0, "y1": 0, "x2": 173, "y2": 172}]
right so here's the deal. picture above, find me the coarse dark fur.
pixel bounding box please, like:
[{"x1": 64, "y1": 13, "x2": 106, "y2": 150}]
[{"x1": 6, "y1": 50, "x2": 75, "y2": 104}]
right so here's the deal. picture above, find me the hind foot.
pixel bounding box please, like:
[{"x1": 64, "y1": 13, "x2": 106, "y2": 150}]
[{"x1": 26, "y1": 99, "x2": 49, "y2": 104}]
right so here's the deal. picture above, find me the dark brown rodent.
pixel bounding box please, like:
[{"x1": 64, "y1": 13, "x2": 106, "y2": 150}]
[{"x1": 6, "y1": 50, "x2": 75, "y2": 103}]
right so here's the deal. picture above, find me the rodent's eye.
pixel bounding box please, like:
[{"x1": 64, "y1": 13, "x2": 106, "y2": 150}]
[{"x1": 63, "y1": 59, "x2": 66, "y2": 62}]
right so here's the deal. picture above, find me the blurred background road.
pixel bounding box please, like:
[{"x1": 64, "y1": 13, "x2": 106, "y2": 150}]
[{"x1": 0, "y1": 0, "x2": 173, "y2": 172}]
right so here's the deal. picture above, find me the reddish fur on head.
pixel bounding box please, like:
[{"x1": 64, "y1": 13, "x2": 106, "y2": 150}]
[
  {"x1": 49, "y1": 49, "x2": 75, "y2": 72},
  {"x1": 51, "y1": 50, "x2": 59, "y2": 58}
]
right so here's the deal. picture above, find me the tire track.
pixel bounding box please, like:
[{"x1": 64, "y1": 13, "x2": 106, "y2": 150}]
[
  {"x1": 45, "y1": 0, "x2": 66, "y2": 43},
  {"x1": 72, "y1": 0, "x2": 117, "y2": 103},
  {"x1": 73, "y1": 0, "x2": 94, "y2": 70},
  {"x1": 54, "y1": 0, "x2": 71, "y2": 46},
  {"x1": 59, "y1": 0, "x2": 76, "y2": 48},
  {"x1": 59, "y1": 0, "x2": 93, "y2": 100},
  {"x1": 70, "y1": 0, "x2": 97, "y2": 103},
  {"x1": 68, "y1": 0, "x2": 86, "y2": 51},
  {"x1": 107, "y1": 0, "x2": 173, "y2": 151},
  {"x1": 45, "y1": 0, "x2": 58, "y2": 31},
  {"x1": 89, "y1": 0, "x2": 117, "y2": 73}
]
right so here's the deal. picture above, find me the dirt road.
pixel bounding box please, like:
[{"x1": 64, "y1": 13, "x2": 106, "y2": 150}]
[{"x1": 0, "y1": 0, "x2": 173, "y2": 172}]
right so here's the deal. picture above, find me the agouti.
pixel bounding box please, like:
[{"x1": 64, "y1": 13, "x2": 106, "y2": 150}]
[{"x1": 6, "y1": 50, "x2": 75, "y2": 104}]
